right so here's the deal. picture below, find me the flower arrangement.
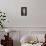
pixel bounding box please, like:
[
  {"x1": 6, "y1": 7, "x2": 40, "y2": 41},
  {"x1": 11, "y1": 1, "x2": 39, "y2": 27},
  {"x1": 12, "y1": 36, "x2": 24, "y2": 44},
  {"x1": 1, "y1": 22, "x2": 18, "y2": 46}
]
[{"x1": 0, "y1": 10, "x2": 6, "y2": 28}]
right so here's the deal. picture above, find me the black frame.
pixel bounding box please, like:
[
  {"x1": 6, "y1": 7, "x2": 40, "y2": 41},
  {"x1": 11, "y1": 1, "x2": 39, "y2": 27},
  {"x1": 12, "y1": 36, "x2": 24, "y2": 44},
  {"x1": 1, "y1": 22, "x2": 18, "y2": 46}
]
[{"x1": 21, "y1": 7, "x2": 27, "y2": 16}]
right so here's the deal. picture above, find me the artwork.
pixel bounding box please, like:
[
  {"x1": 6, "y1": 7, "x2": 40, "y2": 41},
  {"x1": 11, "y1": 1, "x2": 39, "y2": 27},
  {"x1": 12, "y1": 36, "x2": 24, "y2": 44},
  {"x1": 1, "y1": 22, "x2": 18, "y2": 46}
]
[{"x1": 21, "y1": 7, "x2": 27, "y2": 16}]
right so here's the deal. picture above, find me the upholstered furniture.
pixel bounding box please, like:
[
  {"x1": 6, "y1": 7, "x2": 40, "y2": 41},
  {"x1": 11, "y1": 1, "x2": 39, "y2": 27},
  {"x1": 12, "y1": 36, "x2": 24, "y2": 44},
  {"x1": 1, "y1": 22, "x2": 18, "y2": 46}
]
[{"x1": 20, "y1": 34, "x2": 45, "y2": 46}]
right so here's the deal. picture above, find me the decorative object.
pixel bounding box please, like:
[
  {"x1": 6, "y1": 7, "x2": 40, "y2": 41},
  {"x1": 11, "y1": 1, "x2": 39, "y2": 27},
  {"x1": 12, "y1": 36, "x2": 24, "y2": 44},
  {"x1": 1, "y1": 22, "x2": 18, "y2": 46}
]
[
  {"x1": 1, "y1": 31, "x2": 13, "y2": 46},
  {"x1": 1, "y1": 29, "x2": 13, "y2": 46},
  {"x1": 21, "y1": 7, "x2": 27, "y2": 16},
  {"x1": 0, "y1": 10, "x2": 6, "y2": 28}
]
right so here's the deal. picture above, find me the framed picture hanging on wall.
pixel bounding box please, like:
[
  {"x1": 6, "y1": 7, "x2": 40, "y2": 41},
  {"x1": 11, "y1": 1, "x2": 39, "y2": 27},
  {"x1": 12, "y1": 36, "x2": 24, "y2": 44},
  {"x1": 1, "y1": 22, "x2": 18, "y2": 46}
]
[{"x1": 21, "y1": 7, "x2": 27, "y2": 16}]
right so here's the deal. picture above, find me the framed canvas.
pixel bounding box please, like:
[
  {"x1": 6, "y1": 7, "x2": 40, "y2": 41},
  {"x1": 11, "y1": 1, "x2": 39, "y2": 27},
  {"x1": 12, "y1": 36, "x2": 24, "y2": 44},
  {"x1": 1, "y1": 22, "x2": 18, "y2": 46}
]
[{"x1": 21, "y1": 7, "x2": 27, "y2": 16}]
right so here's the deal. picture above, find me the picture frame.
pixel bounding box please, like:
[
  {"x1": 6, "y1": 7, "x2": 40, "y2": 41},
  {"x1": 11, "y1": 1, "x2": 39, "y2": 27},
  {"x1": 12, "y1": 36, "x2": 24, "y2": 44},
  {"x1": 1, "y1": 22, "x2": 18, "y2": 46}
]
[{"x1": 21, "y1": 7, "x2": 27, "y2": 16}]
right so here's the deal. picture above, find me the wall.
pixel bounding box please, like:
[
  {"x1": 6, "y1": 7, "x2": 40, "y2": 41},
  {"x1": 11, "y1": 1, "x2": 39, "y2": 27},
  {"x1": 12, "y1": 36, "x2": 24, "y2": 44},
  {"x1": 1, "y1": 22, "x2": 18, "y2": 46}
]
[{"x1": 0, "y1": 0, "x2": 46, "y2": 27}]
